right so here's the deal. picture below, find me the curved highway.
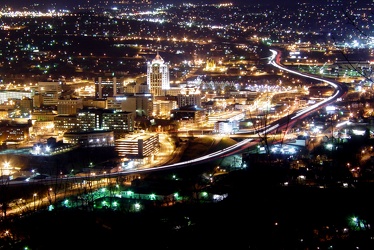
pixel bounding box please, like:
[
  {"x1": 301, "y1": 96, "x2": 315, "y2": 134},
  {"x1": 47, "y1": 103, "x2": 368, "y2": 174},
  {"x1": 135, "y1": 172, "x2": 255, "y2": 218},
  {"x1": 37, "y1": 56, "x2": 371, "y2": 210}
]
[{"x1": 11, "y1": 49, "x2": 349, "y2": 185}]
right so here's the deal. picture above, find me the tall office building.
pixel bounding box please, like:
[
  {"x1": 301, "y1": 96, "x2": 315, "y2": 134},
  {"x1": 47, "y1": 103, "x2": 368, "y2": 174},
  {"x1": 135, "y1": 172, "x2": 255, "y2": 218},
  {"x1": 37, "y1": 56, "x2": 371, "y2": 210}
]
[
  {"x1": 95, "y1": 77, "x2": 122, "y2": 99},
  {"x1": 76, "y1": 107, "x2": 134, "y2": 138},
  {"x1": 147, "y1": 52, "x2": 170, "y2": 97}
]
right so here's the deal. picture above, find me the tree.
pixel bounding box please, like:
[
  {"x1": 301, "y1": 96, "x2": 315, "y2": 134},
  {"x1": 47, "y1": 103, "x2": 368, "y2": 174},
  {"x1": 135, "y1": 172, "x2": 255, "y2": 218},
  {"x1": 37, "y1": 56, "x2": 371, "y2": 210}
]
[
  {"x1": 331, "y1": 6, "x2": 374, "y2": 85},
  {"x1": 0, "y1": 176, "x2": 11, "y2": 220}
]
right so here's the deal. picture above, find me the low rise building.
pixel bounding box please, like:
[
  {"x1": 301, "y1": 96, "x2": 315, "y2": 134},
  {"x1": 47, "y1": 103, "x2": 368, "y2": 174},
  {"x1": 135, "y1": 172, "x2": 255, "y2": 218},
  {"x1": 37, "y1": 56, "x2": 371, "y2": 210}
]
[
  {"x1": 62, "y1": 130, "x2": 114, "y2": 147},
  {"x1": 115, "y1": 133, "x2": 159, "y2": 167}
]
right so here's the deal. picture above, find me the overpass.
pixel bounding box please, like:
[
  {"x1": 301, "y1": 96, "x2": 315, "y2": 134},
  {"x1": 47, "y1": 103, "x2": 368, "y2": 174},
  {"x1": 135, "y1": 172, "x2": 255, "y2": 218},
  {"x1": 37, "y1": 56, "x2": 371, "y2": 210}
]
[{"x1": 8, "y1": 49, "x2": 349, "y2": 186}]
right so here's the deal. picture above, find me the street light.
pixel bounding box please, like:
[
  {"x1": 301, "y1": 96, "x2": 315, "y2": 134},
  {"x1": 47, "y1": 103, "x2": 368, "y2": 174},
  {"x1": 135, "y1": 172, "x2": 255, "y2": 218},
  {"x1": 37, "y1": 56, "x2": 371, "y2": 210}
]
[
  {"x1": 48, "y1": 188, "x2": 53, "y2": 204},
  {"x1": 33, "y1": 193, "x2": 37, "y2": 211}
]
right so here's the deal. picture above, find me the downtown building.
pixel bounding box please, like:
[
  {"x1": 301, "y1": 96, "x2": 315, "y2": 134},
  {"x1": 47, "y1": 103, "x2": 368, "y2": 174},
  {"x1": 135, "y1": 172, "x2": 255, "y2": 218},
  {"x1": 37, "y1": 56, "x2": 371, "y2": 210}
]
[
  {"x1": 95, "y1": 76, "x2": 124, "y2": 99},
  {"x1": 115, "y1": 133, "x2": 160, "y2": 167},
  {"x1": 177, "y1": 85, "x2": 202, "y2": 108},
  {"x1": 147, "y1": 52, "x2": 170, "y2": 97},
  {"x1": 34, "y1": 80, "x2": 63, "y2": 107},
  {"x1": 106, "y1": 93, "x2": 153, "y2": 118},
  {"x1": 57, "y1": 107, "x2": 134, "y2": 143}
]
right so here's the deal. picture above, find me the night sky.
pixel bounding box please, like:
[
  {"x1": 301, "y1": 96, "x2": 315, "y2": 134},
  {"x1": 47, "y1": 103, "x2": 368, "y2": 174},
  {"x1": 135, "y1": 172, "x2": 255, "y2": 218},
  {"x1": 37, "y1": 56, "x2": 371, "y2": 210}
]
[{"x1": 1, "y1": 0, "x2": 371, "y2": 9}]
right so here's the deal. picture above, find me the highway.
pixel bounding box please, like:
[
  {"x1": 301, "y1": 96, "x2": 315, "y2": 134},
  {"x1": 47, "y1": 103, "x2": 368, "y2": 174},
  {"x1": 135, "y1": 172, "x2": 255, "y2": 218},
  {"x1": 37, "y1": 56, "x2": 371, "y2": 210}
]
[
  {"x1": 237, "y1": 49, "x2": 348, "y2": 135},
  {"x1": 9, "y1": 49, "x2": 349, "y2": 185}
]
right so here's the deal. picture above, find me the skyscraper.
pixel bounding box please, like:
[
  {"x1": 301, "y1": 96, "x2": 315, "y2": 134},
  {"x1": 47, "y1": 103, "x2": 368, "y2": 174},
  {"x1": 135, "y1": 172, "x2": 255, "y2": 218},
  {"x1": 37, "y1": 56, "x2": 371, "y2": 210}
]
[{"x1": 147, "y1": 52, "x2": 170, "y2": 97}]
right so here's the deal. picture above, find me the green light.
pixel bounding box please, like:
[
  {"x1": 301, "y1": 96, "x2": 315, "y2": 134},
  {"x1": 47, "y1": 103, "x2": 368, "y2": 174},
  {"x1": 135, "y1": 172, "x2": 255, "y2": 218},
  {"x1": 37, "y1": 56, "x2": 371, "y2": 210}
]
[
  {"x1": 134, "y1": 203, "x2": 140, "y2": 210},
  {"x1": 348, "y1": 215, "x2": 367, "y2": 231},
  {"x1": 64, "y1": 199, "x2": 69, "y2": 207}
]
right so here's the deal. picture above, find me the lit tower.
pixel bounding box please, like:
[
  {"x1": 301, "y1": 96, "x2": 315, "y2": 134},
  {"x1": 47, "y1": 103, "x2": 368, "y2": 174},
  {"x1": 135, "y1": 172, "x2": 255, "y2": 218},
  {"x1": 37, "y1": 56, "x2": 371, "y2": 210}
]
[{"x1": 147, "y1": 52, "x2": 170, "y2": 97}]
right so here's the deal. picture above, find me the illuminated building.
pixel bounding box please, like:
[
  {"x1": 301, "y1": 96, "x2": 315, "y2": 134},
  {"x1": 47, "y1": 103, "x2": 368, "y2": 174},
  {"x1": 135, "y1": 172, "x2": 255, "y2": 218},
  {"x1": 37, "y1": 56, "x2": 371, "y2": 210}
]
[
  {"x1": 37, "y1": 81, "x2": 63, "y2": 106},
  {"x1": 63, "y1": 130, "x2": 114, "y2": 147},
  {"x1": 122, "y1": 76, "x2": 149, "y2": 94},
  {"x1": 82, "y1": 98, "x2": 107, "y2": 109},
  {"x1": 204, "y1": 58, "x2": 227, "y2": 72},
  {"x1": 214, "y1": 120, "x2": 239, "y2": 134},
  {"x1": 205, "y1": 58, "x2": 216, "y2": 71},
  {"x1": 77, "y1": 109, "x2": 97, "y2": 131},
  {"x1": 101, "y1": 111, "x2": 134, "y2": 137},
  {"x1": 30, "y1": 111, "x2": 56, "y2": 137},
  {"x1": 76, "y1": 108, "x2": 134, "y2": 138},
  {"x1": 38, "y1": 81, "x2": 62, "y2": 93},
  {"x1": 178, "y1": 85, "x2": 201, "y2": 108},
  {"x1": 153, "y1": 100, "x2": 177, "y2": 118},
  {"x1": 106, "y1": 97, "x2": 123, "y2": 111},
  {"x1": 170, "y1": 105, "x2": 205, "y2": 123},
  {"x1": 95, "y1": 77, "x2": 123, "y2": 99},
  {"x1": 31, "y1": 110, "x2": 58, "y2": 122},
  {"x1": 41, "y1": 92, "x2": 59, "y2": 106},
  {"x1": 54, "y1": 115, "x2": 78, "y2": 134},
  {"x1": 0, "y1": 120, "x2": 32, "y2": 144},
  {"x1": 19, "y1": 97, "x2": 33, "y2": 116},
  {"x1": 31, "y1": 120, "x2": 55, "y2": 136},
  {"x1": 0, "y1": 90, "x2": 33, "y2": 104},
  {"x1": 147, "y1": 52, "x2": 170, "y2": 97},
  {"x1": 77, "y1": 85, "x2": 95, "y2": 98},
  {"x1": 115, "y1": 133, "x2": 159, "y2": 166},
  {"x1": 57, "y1": 98, "x2": 83, "y2": 115},
  {"x1": 107, "y1": 94, "x2": 153, "y2": 117},
  {"x1": 33, "y1": 94, "x2": 43, "y2": 108}
]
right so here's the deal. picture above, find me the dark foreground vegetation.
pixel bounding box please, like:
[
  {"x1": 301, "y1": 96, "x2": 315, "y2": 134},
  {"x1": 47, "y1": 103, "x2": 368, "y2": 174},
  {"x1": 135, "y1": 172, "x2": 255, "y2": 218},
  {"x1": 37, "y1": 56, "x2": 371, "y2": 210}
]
[
  {"x1": 2, "y1": 136, "x2": 374, "y2": 249},
  {"x1": 2, "y1": 168, "x2": 374, "y2": 250}
]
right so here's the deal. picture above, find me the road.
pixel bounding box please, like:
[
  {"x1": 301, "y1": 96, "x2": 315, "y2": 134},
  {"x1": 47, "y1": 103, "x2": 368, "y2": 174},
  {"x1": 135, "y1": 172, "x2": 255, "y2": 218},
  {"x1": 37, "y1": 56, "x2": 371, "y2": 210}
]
[{"x1": 7, "y1": 49, "x2": 349, "y2": 185}]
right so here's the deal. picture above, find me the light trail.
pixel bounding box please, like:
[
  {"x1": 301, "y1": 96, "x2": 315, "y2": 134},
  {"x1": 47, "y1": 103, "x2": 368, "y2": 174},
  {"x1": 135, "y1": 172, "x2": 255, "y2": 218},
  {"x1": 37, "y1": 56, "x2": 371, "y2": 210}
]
[{"x1": 8, "y1": 49, "x2": 348, "y2": 185}]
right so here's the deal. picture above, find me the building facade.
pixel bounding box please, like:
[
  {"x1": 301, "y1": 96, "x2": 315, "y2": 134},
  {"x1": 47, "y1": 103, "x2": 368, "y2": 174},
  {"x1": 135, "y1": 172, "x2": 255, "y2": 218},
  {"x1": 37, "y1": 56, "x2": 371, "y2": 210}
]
[
  {"x1": 37, "y1": 81, "x2": 63, "y2": 106},
  {"x1": 178, "y1": 85, "x2": 202, "y2": 108},
  {"x1": 147, "y1": 52, "x2": 170, "y2": 97},
  {"x1": 115, "y1": 133, "x2": 159, "y2": 166},
  {"x1": 95, "y1": 77, "x2": 123, "y2": 99},
  {"x1": 57, "y1": 98, "x2": 83, "y2": 115},
  {"x1": 63, "y1": 130, "x2": 114, "y2": 147}
]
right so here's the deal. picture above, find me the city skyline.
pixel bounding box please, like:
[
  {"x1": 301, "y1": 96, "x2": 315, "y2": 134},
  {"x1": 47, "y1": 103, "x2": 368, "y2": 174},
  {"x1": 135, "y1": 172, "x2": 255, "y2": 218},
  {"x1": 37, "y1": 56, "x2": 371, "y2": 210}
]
[{"x1": 0, "y1": 0, "x2": 374, "y2": 249}]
